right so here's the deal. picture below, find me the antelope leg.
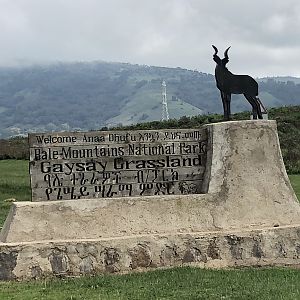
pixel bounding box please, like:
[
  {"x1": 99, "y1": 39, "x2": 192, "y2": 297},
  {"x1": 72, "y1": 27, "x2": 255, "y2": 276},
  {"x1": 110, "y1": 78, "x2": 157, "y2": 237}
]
[
  {"x1": 244, "y1": 94, "x2": 257, "y2": 119},
  {"x1": 220, "y1": 91, "x2": 227, "y2": 120},
  {"x1": 226, "y1": 93, "x2": 231, "y2": 120}
]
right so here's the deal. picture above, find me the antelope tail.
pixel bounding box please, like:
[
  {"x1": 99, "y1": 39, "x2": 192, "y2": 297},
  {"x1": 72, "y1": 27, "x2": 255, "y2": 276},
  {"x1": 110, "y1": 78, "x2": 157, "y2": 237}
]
[{"x1": 256, "y1": 97, "x2": 267, "y2": 114}]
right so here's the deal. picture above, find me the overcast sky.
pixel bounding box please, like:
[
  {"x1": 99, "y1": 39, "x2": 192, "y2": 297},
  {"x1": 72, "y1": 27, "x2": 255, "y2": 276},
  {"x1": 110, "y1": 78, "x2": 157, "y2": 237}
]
[{"x1": 0, "y1": 0, "x2": 300, "y2": 77}]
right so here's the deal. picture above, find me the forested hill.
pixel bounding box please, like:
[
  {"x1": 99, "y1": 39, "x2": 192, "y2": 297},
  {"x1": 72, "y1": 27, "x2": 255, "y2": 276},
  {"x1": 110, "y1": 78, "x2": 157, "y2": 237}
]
[{"x1": 0, "y1": 61, "x2": 299, "y2": 138}]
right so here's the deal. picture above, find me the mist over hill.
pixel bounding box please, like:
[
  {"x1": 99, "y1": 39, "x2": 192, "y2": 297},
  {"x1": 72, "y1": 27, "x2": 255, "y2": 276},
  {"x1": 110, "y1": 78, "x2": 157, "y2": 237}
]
[{"x1": 0, "y1": 61, "x2": 299, "y2": 138}]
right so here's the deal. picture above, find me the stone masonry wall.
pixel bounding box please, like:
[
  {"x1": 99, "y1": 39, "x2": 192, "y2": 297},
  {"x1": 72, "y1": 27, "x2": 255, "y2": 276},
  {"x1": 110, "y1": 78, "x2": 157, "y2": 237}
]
[{"x1": 1, "y1": 225, "x2": 300, "y2": 280}]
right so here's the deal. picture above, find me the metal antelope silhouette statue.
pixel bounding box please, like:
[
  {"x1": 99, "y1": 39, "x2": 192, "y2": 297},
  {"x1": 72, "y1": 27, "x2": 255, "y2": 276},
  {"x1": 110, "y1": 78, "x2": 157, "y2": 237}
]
[{"x1": 212, "y1": 45, "x2": 267, "y2": 120}]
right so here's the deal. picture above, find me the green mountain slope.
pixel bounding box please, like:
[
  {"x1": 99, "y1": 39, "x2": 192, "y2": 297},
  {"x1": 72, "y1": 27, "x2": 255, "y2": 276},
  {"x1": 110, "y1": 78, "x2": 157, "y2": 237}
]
[{"x1": 0, "y1": 61, "x2": 299, "y2": 138}]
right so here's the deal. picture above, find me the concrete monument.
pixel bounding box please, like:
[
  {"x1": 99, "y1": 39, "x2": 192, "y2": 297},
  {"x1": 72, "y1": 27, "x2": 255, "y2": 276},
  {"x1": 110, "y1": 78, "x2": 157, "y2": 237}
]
[{"x1": 0, "y1": 120, "x2": 300, "y2": 280}]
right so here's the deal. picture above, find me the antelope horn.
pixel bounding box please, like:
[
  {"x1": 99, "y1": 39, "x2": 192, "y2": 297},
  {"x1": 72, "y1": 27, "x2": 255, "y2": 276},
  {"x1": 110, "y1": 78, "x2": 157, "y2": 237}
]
[
  {"x1": 212, "y1": 45, "x2": 218, "y2": 55},
  {"x1": 224, "y1": 46, "x2": 231, "y2": 59}
]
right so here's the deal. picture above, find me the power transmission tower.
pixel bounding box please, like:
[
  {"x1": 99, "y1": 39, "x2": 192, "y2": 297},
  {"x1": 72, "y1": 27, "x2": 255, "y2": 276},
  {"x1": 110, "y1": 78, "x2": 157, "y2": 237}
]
[{"x1": 161, "y1": 80, "x2": 169, "y2": 121}]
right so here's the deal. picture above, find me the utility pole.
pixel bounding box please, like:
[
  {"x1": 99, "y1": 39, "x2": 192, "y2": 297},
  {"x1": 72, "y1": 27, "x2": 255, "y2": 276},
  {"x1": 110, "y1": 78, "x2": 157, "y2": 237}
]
[{"x1": 161, "y1": 80, "x2": 169, "y2": 121}]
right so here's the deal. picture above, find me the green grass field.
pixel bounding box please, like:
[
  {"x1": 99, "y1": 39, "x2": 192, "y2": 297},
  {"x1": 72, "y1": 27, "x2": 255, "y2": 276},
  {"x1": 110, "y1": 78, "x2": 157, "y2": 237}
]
[
  {"x1": 1, "y1": 267, "x2": 300, "y2": 300},
  {"x1": 0, "y1": 160, "x2": 30, "y2": 226},
  {"x1": 290, "y1": 174, "x2": 300, "y2": 197},
  {"x1": 0, "y1": 160, "x2": 300, "y2": 299}
]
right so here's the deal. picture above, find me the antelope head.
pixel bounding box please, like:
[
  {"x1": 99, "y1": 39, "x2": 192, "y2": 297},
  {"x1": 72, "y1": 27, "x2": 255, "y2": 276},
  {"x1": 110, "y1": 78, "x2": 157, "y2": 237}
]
[{"x1": 212, "y1": 45, "x2": 231, "y2": 68}]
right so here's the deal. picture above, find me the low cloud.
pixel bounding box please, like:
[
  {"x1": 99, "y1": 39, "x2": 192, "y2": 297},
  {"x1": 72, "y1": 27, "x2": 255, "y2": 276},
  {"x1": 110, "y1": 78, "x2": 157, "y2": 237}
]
[{"x1": 0, "y1": 0, "x2": 299, "y2": 76}]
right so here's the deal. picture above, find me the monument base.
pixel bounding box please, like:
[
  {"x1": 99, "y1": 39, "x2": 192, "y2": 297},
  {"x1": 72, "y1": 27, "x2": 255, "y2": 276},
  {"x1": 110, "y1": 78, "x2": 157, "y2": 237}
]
[
  {"x1": 1, "y1": 120, "x2": 299, "y2": 280},
  {"x1": 1, "y1": 225, "x2": 300, "y2": 280}
]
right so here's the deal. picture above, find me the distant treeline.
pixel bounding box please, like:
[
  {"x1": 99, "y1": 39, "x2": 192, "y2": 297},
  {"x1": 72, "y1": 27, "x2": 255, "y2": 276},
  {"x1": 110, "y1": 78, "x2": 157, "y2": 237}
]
[
  {"x1": 119, "y1": 105, "x2": 300, "y2": 174},
  {"x1": 1, "y1": 105, "x2": 299, "y2": 173},
  {"x1": 0, "y1": 137, "x2": 28, "y2": 160}
]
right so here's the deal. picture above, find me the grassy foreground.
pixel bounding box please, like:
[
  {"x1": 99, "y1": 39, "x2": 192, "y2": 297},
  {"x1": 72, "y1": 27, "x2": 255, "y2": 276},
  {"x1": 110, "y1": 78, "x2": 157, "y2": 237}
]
[
  {"x1": 0, "y1": 160, "x2": 300, "y2": 299},
  {"x1": 1, "y1": 267, "x2": 300, "y2": 300}
]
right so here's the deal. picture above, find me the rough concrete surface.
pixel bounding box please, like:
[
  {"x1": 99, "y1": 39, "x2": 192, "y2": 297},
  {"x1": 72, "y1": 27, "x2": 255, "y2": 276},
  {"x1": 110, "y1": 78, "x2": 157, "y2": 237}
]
[
  {"x1": 1, "y1": 120, "x2": 300, "y2": 279},
  {"x1": 204, "y1": 120, "x2": 300, "y2": 229}
]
